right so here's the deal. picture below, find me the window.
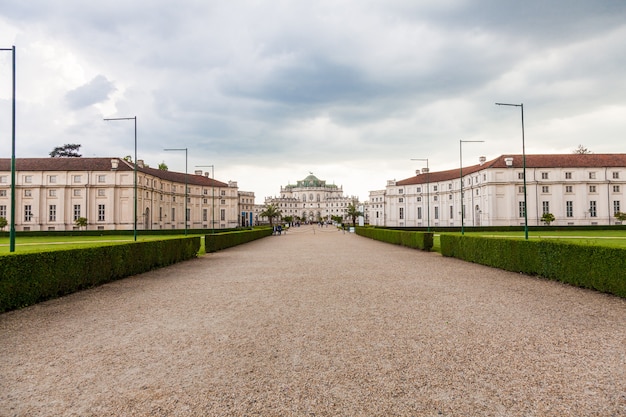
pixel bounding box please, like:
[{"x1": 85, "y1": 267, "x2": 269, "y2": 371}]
[
  {"x1": 24, "y1": 205, "x2": 33, "y2": 222},
  {"x1": 565, "y1": 172, "x2": 572, "y2": 179},
  {"x1": 171, "y1": 208, "x2": 175, "y2": 221},
  {"x1": 614, "y1": 201, "x2": 621, "y2": 215},
  {"x1": 518, "y1": 186, "x2": 524, "y2": 194},
  {"x1": 0, "y1": 190, "x2": 5, "y2": 197},
  {"x1": 73, "y1": 175, "x2": 82, "y2": 183},
  {"x1": 398, "y1": 189, "x2": 403, "y2": 194},
  {"x1": 49, "y1": 175, "x2": 57, "y2": 183},
  {"x1": 566, "y1": 201, "x2": 573, "y2": 218},
  {"x1": 203, "y1": 209, "x2": 208, "y2": 222},
  {"x1": 98, "y1": 204, "x2": 105, "y2": 221},
  {"x1": 449, "y1": 194, "x2": 453, "y2": 200},
  {"x1": 416, "y1": 187, "x2": 421, "y2": 193},
  {"x1": 566, "y1": 185, "x2": 573, "y2": 193},
  {"x1": 449, "y1": 183, "x2": 453, "y2": 190},
  {"x1": 0, "y1": 176, "x2": 6, "y2": 183},
  {"x1": 49, "y1": 189, "x2": 57, "y2": 197},
  {"x1": 433, "y1": 196, "x2": 438, "y2": 201},
  {"x1": 542, "y1": 186, "x2": 549, "y2": 193},
  {"x1": 613, "y1": 185, "x2": 621, "y2": 193},
  {"x1": 221, "y1": 199, "x2": 226, "y2": 205},
  {"x1": 73, "y1": 205, "x2": 81, "y2": 221},
  {"x1": 613, "y1": 172, "x2": 619, "y2": 179},
  {"x1": 73, "y1": 189, "x2": 81, "y2": 197},
  {"x1": 24, "y1": 190, "x2": 32, "y2": 197},
  {"x1": 541, "y1": 172, "x2": 549, "y2": 179},
  {"x1": 399, "y1": 207, "x2": 404, "y2": 220},
  {"x1": 49, "y1": 205, "x2": 56, "y2": 221},
  {"x1": 589, "y1": 201, "x2": 597, "y2": 217},
  {"x1": 449, "y1": 206, "x2": 454, "y2": 219},
  {"x1": 0, "y1": 205, "x2": 6, "y2": 217},
  {"x1": 98, "y1": 175, "x2": 106, "y2": 183},
  {"x1": 589, "y1": 172, "x2": 596, "y2": 179},
  {"x1": 519, "y1": 201, "x2": 526, "y2": 218},
  {"x1": 434, "y1": 206, "x2": 439, "y2": 220},
  {"x1": 518, "y1": 172, "x2": 524, "y2": 180},
  {"x1": 98, "y1": 189, "x2": 106, "y2": 196},
  {"x1": 220, "y1": 209, "x2": 226, "y2": 221},
  {"x1": 186, "y1": 208, "x2": 190, "y2": 222},
  {"x1": 542, "y1": 201, "x2": 550, "y2": 215},
  {"x1": 589, "y1": 185, "x2": 597, "y2": 193},
  {"x1": 433, "y1": 186, "x2": 438, "y2": 192},
  {"x1": 398, "y1": 198, "x2": 404, "y2": 203},
  {"x1": 24, "y1": 175, "x2": 32, "y2": 183},
  {"x1": 417, "y1": 207, "x2": 422, "y2": 220},
  {"x1": 416, "y1": 197, "x2": 421, "y2": 202}
]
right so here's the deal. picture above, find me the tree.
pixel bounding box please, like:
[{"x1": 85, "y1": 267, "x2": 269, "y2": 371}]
[
  {"x1": 158, "y1": 161, "x2": 168, "y2": 170},
  {"x1": 346, "y1": 201, "x2": 363, "y2": 227},
  {"x1": 541, "y1": 212, "x2": 555, "y2": 226},
  {"x1": 573, "y1": 144, "x2": 591, "y2": 154},
  {"x1": 615, "y1": 212, "x2": 626, "y2": 222},
  {"x1": 123, "y1": 155, "x2": 133, "y2": 162},
  {"x1": 0, "y1": 216, "x2": 7, "y2": 231},
  {"x1": 260, "y1": 204, "x2": 282, "y2": 227},
  {"x1": 49, "y1": 144, "x2": 82, "y2": 157},
  {"x1": 283, "y1": 215, "x2": 294, "y2": 226},
  {"x1": 75, "y1": 217, "x2": 88, "y2": 230}
]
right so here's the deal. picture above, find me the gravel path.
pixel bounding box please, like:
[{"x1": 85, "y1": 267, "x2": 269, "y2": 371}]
[{"x1": 1, "y1": 225, "x2": 625, "y2": 416}]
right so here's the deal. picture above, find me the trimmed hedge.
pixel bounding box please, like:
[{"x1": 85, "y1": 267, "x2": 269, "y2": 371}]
[
  {"x1": 440, "y1": 234, "x2": 626, "y2": 298},
  {"x1": 205, "y1": 228, "x2": 273, "y2": 253},
  {"x1": 355, "y1": 227, "x2": 433, "y2": 251},
  {"x1": 0, "y1": 237, "x2": 201, "y2": 312}
]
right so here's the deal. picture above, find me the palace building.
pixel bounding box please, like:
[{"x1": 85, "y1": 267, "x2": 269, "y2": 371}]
[
  {"x1": 370, "y1": 154, "x2": 626, "y2": 227},
  {"x1": 0, "y1": 157, "x2": 253, "y2": 231},
  {"x1": 264, "y1": 173, "x2": 359, "y2": 223}
]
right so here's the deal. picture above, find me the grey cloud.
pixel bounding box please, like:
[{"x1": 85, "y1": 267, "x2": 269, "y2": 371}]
[{"x1": 65, "y1": 75, "x2": 116, "y2": 109}]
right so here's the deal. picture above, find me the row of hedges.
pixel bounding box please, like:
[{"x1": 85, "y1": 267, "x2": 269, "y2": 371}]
[
  {"x1": 0, "y1": 237, "x2": 201, "y2": 312},
  {"x1": 0, "y1": 227, "x2": 242, "y2": 238},
  {"x1": 205, "y1": 228, "x2": 273, "y2": 253},
  {"x1": 355, "y1": 227, "x2": 434, "y2": 251},
  {"x1": 440, "y1": 235, "x2": 626, "y2": 298}
]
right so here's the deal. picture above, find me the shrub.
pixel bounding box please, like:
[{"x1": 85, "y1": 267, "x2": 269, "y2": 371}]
[
  {"x1": 205, "y1": 228, "x2": 273, "y2": 253},
  {"x1": 355, "y1": 227, "x2": 433, "y2": 251}
]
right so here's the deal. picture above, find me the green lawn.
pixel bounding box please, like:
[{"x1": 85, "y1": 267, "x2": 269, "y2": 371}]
[{"x1": 0, "y1": 234, "x2": 207, "y2": 255}]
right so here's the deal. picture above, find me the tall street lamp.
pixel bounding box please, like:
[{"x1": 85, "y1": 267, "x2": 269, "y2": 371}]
[
  {"x1": 460, "y1": 140, "x2": 484, "y2": 235},
  {"x1": 195, "y1": 164, "x2": 214, "y2": 234},
  {"x1": 496, "y1": 102, "x2": 528, "y2": 240},
  {"x1": 165, "y1": 148, "x2": 188, "y2": 235},
  {"x1": 411, "y1": 158, "x2": 430, "y2": 231},
  {"x1": 104, "y1": 116, "x2": 137, "y2": 241},
  {"x1": 1, "y1": 46, "x2": 16, "y2": 252}
]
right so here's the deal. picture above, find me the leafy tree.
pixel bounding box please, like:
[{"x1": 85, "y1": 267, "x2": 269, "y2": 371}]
[
  {"x1": 573, "y1": 144, "x2": 591, "y2": 154},
  {"x1": 123, "y1": 155, "x2": 133, "y2": 162},
  {"x1": 158, "y1": 161, "x2": 168, "y2": 170},
  {"x1": 260, "y1": 203, "x2": 282, "y2": 227},
  {"x1": 346, "y1": 201, "x2": 363, "y2": 227},
  {"x1": 75, "y1": 217, "x2": 88, "y2": 230},
  {"x1": 49, "y1": 144, "x2": 82, "y2": 157},
  {"x1": 283, "y1": 215, "x2": 294, "y2": 225},
  {"x1": 331, "y1": 215, "x2": 343, "y2": 224},
  {"x1": 541, "y1": 212, "x2": 555, "y2": 226},
  {"x1": 0, "y1": 216, "x2": 7, "y2": 231},
  {"x1": 615, "y1": 212, "x2": 626, "y2": 222}
]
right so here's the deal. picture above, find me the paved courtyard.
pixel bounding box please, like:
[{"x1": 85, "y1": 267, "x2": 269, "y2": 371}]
[{"x1": 1, "y1": 225, "x2": 625, "y2": 416}]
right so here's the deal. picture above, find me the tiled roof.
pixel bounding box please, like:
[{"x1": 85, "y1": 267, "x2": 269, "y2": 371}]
[
  {"x1": 396, "y1": 154, "x2": 626, "y2": 185},
  {"x1": 0, "y1": 157, "x2": 229, "y2": 188}
]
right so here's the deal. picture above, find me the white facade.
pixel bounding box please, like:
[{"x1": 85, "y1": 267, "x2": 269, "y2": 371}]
[
  {"x1": 264, "y1": 174, "x2": 359, "y2": 223},
  {"x1": 0, "y1": 158, "x2": 245, "y2": 231},
  {"x1": 371, "y1": 154, "x2": 626, "y2": 227}
]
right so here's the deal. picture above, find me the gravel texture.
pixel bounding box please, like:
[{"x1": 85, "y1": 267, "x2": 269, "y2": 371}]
[{"x1": 1, "y1": 225, "x2": 625, "y2": 416}]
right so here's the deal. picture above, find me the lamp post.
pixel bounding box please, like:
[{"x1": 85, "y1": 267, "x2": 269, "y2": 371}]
[
  {"x1": 460, "y1": 140, "x2": 484, "y2": 235},
  {"x1": 1, "y1": 46, "x2": 16, "y2": 252},
  {"x1": 195, "y1": 164, "x2": 214, "y2": 234},
  {"x1": 165, "y1": 148, "x2": 188, "y2": 235},
  {"x1": 410, "y1": 158, "x2": 430, "y2": 231},
  {"x1": 104, "y1": 116, "x2": 137, "y2": 241},
  {"x1": 496, "y1": 102, "x2": 528, "y2": 240}
]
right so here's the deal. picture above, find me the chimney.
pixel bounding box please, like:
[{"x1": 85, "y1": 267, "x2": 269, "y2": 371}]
[
  {"x1": 422, "y1": 168, "x2": 429, "y2": 174},
  {"x1": 415, "y1": 170, "x2": 420, "y2": 175},
  {"x1": 194, "y1": 170, "x2": 203, "y2": 175},
  {"x1": 111, "y1": 159, "x2": 119, "y2": 170},
  {"x1": 479, "y1": 156, "x2": 486, "y2": 166},
  {"x1": 137, "y1": 159, "x2": 144, "y2": 168},
  {"x1": 504, "y1": 157, "x2": 514, "y2": 167},
  {"x1": 204, "y1": 172, "x2": 210, "y2": 177}
]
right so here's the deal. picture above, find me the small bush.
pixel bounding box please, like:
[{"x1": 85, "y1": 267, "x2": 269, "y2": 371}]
[
  {"x1": 205, "y1": 228, "x2": 273, "y2": 253},
  {"x1": 355, "y1": 227, "x2": 433, "y2": 251}
]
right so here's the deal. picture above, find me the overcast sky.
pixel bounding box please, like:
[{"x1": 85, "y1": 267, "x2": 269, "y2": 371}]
[{"x1": 1, "y1": 0, "x2": 625, "y2": 201}]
